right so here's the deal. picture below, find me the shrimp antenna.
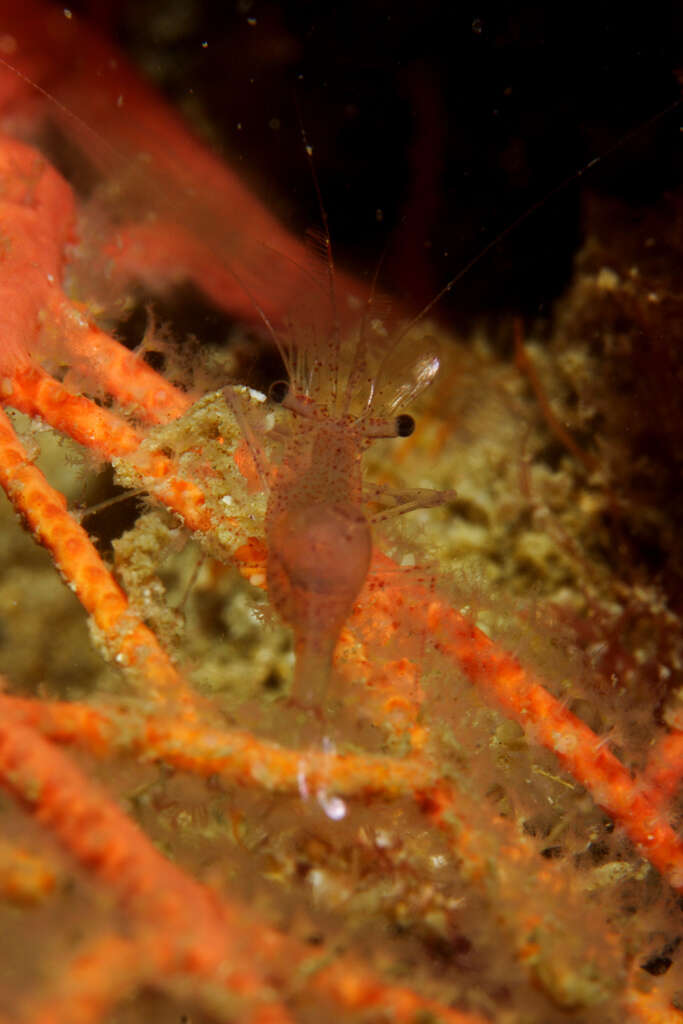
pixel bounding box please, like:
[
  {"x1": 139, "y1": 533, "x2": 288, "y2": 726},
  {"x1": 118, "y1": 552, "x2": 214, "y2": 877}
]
[
  {"x1": 219, "y1": 261, "x2": 292, "y2": 375},
  {"x1": 257, "y1": 240, "x2": 331, "y2": 299},
  {"x1": 391, "y1": 93, "x2": 683, "y2": 347},
  {"x1": 297, "y1": 106, "x2": 343, "y2": 408},
  {"x1": 344, "y1": 242, "x2": 390, "y2": 416},
  {"x1": 0, "y1": 54, "x2": 126, "y2": 172}
]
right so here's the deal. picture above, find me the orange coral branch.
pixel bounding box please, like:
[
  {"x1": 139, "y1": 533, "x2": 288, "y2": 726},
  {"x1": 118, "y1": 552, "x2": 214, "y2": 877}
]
[
  {"x1": 49, "y1": 301, "x2": 192, "y2": 425},
  {"x1": 0, "y1": 709, "x2": 297, "y2": 1022},
  {"x1": 424, "y1": 594, "x2": 683, "y2": 888},
  {"x1": 0, "y1": 692, "x2": 625, "y2": 1008},
  {"x1": 347, "y1": 556, "x2": 683, "y2": 890},
  {"x1": 25, "y1": 935, "x2": 157, "y2": 1024},
  {"x1": 2, "y1": 363, "x2": 248, "y2": 548},
  {"x1": 624, "y1": 980, "x2": 683, "y2": 1024},
  {"x1": 25, "y1": 931, "x2": 298, "y2": 1024},
  {"x1": 5, "y1": 364, "x2": 144, "y2": 456},
  {"x1": 0, "y1": 837, "x2": 56, "y2": 905},
  {"x1": 0, "y1": 694, "x2": 432, "y2": 797},
  {"x1": 310, "y1": 963, "x2": 488, "y2": 1024},
  {"x1": 0, "y1": 705, "x2": 490, "y2": 1024},
  {"x1": 0, "y1": 407, "x2": 198, "y2": 711},
  {"x1": 643, "y1": 729, "x2": 683, "y2": 809}
]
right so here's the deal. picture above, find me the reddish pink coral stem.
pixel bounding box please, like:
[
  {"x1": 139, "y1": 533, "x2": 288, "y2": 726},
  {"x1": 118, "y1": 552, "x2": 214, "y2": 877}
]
[
  {"x1": 0, "y1": 0, "x2": 368, "y2": 331},
  {"x1": 0, "y1": 132, "x2": 190, "y2": 424}
]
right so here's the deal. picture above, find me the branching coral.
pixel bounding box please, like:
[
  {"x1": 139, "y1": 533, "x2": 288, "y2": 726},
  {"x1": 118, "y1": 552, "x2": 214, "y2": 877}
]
[{"x1": 0, "y1": 3, "x2": 680, "y2": 1023}]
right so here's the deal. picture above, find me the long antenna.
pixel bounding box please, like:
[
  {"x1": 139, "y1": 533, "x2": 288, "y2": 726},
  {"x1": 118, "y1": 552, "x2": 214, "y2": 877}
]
[
  {"x1": 0, "y1": 54, "x2": 124, "y2": 171},
  {"x1": 296, "y1": 103, "x2": 343, "y2": 408},
  {"x1": 392, "y1": 94, "x2": 683, "y2": 344}
]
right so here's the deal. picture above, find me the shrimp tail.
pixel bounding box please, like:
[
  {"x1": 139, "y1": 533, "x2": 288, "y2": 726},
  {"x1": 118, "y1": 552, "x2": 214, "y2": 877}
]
[{"x1": 292, "y1": 638, "x2": 338, "y2": 708}]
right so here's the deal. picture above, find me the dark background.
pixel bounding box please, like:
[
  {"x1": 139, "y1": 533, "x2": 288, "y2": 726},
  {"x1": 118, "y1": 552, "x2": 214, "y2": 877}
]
[{"x1": 75, "y1": 0, "x2": 682, "y2": 332}]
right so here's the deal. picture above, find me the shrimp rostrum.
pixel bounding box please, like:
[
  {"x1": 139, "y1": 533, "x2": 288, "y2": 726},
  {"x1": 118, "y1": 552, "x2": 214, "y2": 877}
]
[{"x1": 228, "y1": 260, "x2": 454, "y2": 713}]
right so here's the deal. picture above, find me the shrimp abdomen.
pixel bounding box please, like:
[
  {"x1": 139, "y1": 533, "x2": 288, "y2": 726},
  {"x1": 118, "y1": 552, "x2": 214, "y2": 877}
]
[{"x1": 267, "y1": 499, "x2": 371, "y2": 706}]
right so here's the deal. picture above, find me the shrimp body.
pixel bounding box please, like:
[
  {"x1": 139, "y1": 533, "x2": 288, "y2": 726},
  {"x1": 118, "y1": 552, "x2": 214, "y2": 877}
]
[
  {"x1": 247, "y1": 234, "x2": 443, "y2": 713},
  {"x1": 266, "y1": 414, "x2": 372, "y2": 707}
]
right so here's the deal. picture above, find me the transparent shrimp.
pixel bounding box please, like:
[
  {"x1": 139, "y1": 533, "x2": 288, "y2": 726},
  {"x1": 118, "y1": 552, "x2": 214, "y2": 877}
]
[{"x1": 244, "y1": 271, "x2": 448, "y2": 712}]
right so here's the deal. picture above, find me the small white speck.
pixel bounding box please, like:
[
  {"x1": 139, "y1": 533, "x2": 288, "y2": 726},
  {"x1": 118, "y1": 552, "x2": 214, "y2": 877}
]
[
  {"x1": 221, "y1": 494, "x2": 233, "y2": 506},
  {"x1": 63, "y1": 8, "x2": 72, "y2": 19},
  {"x1": 250, "y1": 572, "x2": 265, "y2": 587},
  {"x1": 305, "y1": 144, "x2": 313, "y2": 157},
  {"x1": 46, "y1": 273, "x2": 54, "y2": 284},
  {"x1": 308, "y1": 868, "x2": 324, "y2": 894},
  {"x1": 317, "y1": 790, "x2": 346, "y2": 820}
]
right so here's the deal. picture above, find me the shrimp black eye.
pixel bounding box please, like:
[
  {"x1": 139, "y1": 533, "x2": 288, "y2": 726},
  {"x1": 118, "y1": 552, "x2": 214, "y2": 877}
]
[
  {"x1": 269, "y1": 380, "x2": 289, "y2": 404},
  {"x1": 395, "y1": 414, "x2": 415, "y2": 437}
]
